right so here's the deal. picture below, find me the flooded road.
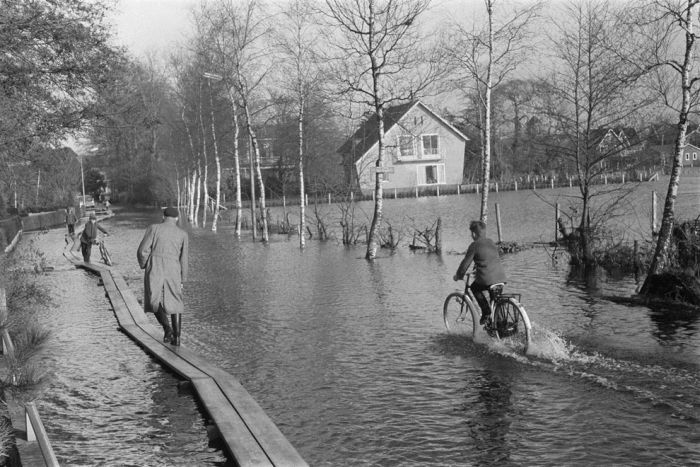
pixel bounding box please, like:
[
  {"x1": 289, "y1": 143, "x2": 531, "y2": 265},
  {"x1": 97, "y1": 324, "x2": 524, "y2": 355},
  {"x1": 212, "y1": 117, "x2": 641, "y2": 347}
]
[{"x1": 18, "y1": 177, "x2": 700, "y2": 465}]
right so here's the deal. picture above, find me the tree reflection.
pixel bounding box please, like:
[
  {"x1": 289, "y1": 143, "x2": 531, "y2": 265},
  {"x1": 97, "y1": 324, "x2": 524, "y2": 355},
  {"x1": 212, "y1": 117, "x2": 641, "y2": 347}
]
[{"x1": 648, "y1": 306, "x2": 699, "y2": 344}]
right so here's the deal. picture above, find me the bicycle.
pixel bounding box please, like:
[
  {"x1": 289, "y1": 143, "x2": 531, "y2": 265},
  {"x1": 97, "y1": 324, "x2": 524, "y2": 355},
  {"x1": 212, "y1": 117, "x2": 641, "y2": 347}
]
[
  {"x1": 94, "y1": 238, "x2": 113, "y2": 266},
  {"x1": 443, "y1": 273, "x2": 531, "y2": 353}
]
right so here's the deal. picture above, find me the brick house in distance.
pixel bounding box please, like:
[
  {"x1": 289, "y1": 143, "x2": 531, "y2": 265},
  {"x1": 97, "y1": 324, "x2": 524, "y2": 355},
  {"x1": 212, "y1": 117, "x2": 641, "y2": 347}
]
[{"x1": 338, "y1": 101, "x2": 469, "y2": 196}]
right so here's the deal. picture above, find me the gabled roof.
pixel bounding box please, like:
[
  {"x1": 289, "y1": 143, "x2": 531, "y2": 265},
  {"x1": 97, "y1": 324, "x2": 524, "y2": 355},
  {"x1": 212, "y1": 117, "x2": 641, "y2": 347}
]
[
  {"x1": 682, "y1": 143, "x2": 700, "y2": 151},
  {"x1": 337, "y1": 101, "x2": 469, "y2": 162}
]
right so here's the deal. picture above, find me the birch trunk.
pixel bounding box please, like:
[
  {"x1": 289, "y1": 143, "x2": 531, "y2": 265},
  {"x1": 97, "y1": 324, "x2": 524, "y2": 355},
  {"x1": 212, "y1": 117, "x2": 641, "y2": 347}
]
[
  {"x1": 188, "y1": 169, "x2": 196, "y2": 224},
  {"x1": 479, "y1": 0, "x2": 494, "y2": 224},
  {"x1": 194, "y1": 162, "x2": 201, "y2": 227},
  {"x1": 366, "y1": 107, "x2": 385, "y2": 259},
  {"x1": 198, "y1": 83, "x2": 208, "y2": 229},
  {"x1": 242, "y1": 102, "x2": 269, "y2": 242},
  {"x1": 641, "y1": 2, "x2": 696, "y2": 292},
  {"x1": 230, "y1": 96, "x2": 242, "y2": 236},
  {"x1": 298, "y1": 93, "x2": 306, "y2": 248},
  {"x1": 207, "y1": 81, "x2": 221, "y2": 233}
]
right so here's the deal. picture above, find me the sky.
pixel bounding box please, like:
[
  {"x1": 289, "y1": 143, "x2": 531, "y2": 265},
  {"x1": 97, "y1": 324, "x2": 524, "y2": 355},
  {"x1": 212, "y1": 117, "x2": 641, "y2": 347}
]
[
  {"x1": 109, "y1": 0, "x2": 198, "y2": 58},
  {"x1": 109, "y1": 0, "x2": 486, "y2": 58}
]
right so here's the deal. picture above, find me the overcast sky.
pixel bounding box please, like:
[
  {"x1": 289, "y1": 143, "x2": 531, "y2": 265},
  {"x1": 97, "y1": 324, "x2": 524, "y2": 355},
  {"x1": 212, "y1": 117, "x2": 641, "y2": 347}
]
[
  {"x1": 109, "y1": 0, "x2": 488, "y2": 58},
  {"x1": 110, "y1": 0, "x2": 198, "y2": 57}
]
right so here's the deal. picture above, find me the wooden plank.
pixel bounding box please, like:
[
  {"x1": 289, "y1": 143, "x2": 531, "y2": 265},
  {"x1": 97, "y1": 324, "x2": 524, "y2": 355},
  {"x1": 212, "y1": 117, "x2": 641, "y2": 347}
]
[
  {"x1": 164, "y1": 347, "x2": 307, "y2": 467},
  {"x1": 25, "y1": 402, "x2": 60, "y2": 467},
  {"x1": 6, "y1": 394, "x2": 47, "y2": 467},
  {"x1": 75, "y1": 261, "x2": 106, "y2": 274},
  {"x1": 214, "y1": 375, "x2": 307, "y2": 467},
  {"x1": 192, "y1": 378, "x2": 273, "y2": 467},
  {"x1": 109, "y1": 272, "x2": 150, "y2": 326},
  {"x1": 117, "y1": 324, "x2": 210, "y2": 381}
]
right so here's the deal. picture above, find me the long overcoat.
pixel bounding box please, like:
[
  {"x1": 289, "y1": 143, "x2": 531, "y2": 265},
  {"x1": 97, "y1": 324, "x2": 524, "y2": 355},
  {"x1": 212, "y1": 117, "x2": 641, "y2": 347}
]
[{"x1": 137, "y1": 220, "x2": 189, "y2": 314}]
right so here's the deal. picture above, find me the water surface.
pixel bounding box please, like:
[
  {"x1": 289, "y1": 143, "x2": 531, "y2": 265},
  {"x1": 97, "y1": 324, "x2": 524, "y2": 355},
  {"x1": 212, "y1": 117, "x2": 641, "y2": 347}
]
[{"x1": 20, "y1": 177, "x2": 699, "y2": 465}]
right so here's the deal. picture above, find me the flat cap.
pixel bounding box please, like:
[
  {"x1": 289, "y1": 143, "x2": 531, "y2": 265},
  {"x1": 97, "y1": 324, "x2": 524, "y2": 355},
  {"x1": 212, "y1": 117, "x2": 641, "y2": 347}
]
[{"x1": 163, "y1": 207, "x2": 179, "y2": 218}]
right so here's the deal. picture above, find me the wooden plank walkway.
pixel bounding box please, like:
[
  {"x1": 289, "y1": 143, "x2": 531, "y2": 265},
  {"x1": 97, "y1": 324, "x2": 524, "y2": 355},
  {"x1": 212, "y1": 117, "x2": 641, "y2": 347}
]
[{"x1": 67, "y1": 256, "x2": 307, "y2": 467}]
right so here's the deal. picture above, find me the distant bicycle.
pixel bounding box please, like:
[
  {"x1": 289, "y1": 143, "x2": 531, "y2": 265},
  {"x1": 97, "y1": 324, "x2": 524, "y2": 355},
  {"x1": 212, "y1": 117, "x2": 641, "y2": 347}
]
[
  {"x1": 94, "y1": 239, "x2": 113, "y2": 266},
  {"x1": 443, "y1": 272, "x2": 531, "y2": 353}
]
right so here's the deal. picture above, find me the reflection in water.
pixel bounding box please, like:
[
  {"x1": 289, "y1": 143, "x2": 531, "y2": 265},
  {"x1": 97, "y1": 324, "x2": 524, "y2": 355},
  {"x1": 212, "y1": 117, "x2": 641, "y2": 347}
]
[
  {"x1": 648, "y1": 307, "x2": 699, "y2": 344},
  {"x1": 469, "y1": 370, "x2": 513, "y2": 464}
]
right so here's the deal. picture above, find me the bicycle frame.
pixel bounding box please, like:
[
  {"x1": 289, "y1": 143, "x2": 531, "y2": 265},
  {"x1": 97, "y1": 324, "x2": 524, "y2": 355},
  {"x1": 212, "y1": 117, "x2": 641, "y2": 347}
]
[{"x1": 460, "y1": 273, "x2": 496, "y2": 316}]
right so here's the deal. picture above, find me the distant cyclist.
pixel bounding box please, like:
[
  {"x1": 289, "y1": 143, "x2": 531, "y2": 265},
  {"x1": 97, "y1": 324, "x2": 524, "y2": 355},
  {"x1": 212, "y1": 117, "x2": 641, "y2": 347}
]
[{"x1": 453, "y1": 220, "x2": 507, "y2": 325}]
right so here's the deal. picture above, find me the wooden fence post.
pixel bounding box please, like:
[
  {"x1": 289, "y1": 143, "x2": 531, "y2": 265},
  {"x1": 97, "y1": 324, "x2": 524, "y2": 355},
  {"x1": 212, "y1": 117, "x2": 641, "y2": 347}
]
[
  {"x1": 495, "y1": 203, "x2": 503, "y2": 243},
  {"x1": 457, "y1": 184, "x2": 460, "y2": 195},
  {"x1": 514, "y1": 180, "x2": 518, "y2": 191},
  {"x1": 328, "y1": 193, "x2": 331, "y2": 205},
  {"x1": 555, "y1": 203, "x2": 560, "y2": 242}
]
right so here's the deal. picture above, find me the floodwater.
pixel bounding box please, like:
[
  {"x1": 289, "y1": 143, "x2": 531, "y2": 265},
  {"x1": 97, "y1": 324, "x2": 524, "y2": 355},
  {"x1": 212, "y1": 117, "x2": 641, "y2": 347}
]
[{"x1": 17, "y1": 177, "x2": 700, "y2": 466}]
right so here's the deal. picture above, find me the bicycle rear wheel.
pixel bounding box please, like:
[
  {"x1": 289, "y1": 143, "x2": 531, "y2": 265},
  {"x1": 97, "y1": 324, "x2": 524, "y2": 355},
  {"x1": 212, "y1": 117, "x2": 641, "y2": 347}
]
[
  {"x1": 443, "y1": 293, "x2": 477, "y2": 337},
  {"x1": 493, "y1": 298, "x2": 531, "y2": 353}
]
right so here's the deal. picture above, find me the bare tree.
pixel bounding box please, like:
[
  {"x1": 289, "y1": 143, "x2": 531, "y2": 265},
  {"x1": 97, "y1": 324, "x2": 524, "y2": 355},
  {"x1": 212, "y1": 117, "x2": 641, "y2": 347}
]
[
  {"x1": 275, "y1": 0, "x2": 324, "y2": 249},
  {"x1": 640, "y1": 0, "x2": 700, "y2": 293},
  {"x1": 215, "y1": 0, "x2": 272, "y2": 242},
  {"x1": 324, "y1": 0, "x2": 438, "y2": 259},
  {"x1": 446, "y1": 0, "x2": 540, "y2": 224},
  {"x1": 538, "y1": 0, "x2": 654, "y2": 265}
]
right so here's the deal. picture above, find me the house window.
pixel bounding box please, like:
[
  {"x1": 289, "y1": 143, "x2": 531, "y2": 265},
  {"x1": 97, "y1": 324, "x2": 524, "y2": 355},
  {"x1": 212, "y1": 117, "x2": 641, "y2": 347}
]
[
  {"x1": 686, "y1": 153, "x2": 690, "y2": 160},
  {"x1": 694, "y1": 153, "x2": 698, "y2": 160},
  {"x1": 416, "y1": 163, "x2": 445, "y2": 185},
  {"x1": 398, "y1": 135, "x2": 415, "y2": 158},
  {"x1": 422, "y1": 134, "x2": 439, "y2": 156}
]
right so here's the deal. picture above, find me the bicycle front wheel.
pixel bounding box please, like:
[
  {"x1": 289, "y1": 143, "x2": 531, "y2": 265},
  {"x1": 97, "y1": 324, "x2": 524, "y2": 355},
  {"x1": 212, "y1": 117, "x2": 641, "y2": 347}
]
[
  {"x1": 493, "y1": 298, "x2": 531, "y2": 353},
  {"x1": 443, "y1": 293, "x2": 477, "y2": 337},
  {"x1": 100, "y1": 243, "x2": 113, "y2": 266}
]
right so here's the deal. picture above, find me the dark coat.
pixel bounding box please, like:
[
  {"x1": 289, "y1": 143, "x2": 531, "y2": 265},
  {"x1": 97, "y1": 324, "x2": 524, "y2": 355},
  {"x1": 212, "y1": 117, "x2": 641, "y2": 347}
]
[
  {"x1": 137, "y1": 218, "x2": 189, "y2": 314},
  {"x1": 456, "y1": 236, "x2": 507, "y2": 285},
  {"x1": 80, "y1": 220, "x2": 107, "y2": 244}
]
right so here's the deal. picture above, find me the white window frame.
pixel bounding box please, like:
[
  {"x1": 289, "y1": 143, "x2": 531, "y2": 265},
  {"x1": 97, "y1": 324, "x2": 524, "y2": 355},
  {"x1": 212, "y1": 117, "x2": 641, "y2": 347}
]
[
  {"x1": 416, "y1": 163, "x2": 445, "y2": 185},
  {"x1": 398, "y1": 134, "x2": 416, "y2": 159},
  {"x1": 421, "y1": 134, "x2": 440, "y2": 158},
  {"x1": 694, "y1": 152, "x2": 698, "y2": 160},
  {"x1": 686, "y1": 153, "x2": 690, "y2": 160}
]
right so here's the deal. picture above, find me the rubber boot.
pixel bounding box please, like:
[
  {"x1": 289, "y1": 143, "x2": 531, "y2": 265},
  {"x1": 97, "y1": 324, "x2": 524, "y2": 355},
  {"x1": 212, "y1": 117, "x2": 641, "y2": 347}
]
[
  {"x1": 170, "y1": 314, "x2": 181, "y2": 346},
  {"x1": 156, "y1": 307, "x2": 173, "y2": 343}
]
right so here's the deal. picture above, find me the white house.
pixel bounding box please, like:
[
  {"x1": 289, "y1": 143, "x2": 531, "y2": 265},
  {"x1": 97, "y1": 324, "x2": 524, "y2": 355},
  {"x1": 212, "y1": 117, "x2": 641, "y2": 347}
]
[{"x1": 338, "y1": 101, "x2": 469, "y2": 195}]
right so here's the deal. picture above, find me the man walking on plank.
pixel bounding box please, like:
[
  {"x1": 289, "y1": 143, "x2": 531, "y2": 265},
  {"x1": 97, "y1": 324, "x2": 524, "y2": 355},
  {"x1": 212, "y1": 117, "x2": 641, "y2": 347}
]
[{"x1": 137, "y1": 207, "x2": 189, "y2": 346}]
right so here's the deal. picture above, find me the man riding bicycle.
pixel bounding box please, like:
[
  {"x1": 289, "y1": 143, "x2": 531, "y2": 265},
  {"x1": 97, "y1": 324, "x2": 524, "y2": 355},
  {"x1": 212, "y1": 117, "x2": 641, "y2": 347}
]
[{"x1": 453, "y1": 220, "x2": 507, "y2": 325}]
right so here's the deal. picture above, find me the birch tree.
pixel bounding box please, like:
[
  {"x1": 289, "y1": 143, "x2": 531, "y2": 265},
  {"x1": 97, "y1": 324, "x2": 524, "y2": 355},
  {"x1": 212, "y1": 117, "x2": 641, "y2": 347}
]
[
  {"x1": 276, "y1": 0, "x2": 324, "y2": 248},
  {"x1": 325, "y1": 0, "x2": 437, "y2": 260},
  {"x1": 212, "y1": 0, "x2": 271, "y2": 242},
  {"x1": 640, "y1": 0, "x2": 700, "y2": 293},
  {"x1": 446, "y1": 0, "x2": 540, "y2": 224}
]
